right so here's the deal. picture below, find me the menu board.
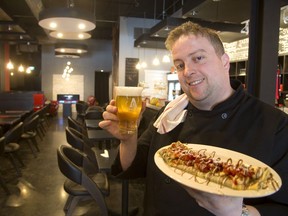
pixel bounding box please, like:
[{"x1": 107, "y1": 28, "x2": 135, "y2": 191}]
[
  {"x1": 224, "y1": 27, "x2": 288, "y2": 61},
  {"x1": 279, "y1": 28, "x2": 288, "y2": 55},
  {"x1": 224, "y1": 38, "x2": 249, "y2": 62},
  {"x1": 125, "y1": 58, "x2": 139, "y2": 86}
]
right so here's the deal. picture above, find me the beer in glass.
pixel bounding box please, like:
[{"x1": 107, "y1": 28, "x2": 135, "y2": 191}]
[{"x1": 115, "y1": 86, "x2": 143, "y2": 134}]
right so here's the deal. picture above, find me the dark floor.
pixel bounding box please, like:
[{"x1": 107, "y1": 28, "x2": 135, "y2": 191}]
[{"x1": 0, "y1": 113, "x2": 145, "y2": 216}]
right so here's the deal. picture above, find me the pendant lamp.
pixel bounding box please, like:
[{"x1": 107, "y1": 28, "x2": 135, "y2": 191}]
[
  {"x1": 55, "y1": 43, "x2": 88, "y2": 54},
  {"x1": 39, "y1": 7, "x2": 96, "y2": 33}
]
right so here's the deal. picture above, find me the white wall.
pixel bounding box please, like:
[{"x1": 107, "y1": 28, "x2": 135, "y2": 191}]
[{"x1": 118, "y1": 17, "x2": 172, "y2": 86}]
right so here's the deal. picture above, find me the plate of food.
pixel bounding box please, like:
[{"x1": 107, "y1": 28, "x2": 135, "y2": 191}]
[{"x1": 154, "y1": 141, "x2": 282, "y2": 197}]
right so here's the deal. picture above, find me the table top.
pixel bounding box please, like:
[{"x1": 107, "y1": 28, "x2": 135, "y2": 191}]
[
  {"x1": 92, "y1": 147, "x2": 118, "y2": 172},
  {"x1": 0, "y1": 110, "x2": 32, "y2": 119},
  {"x1": 0, "y1": 116, "x2": 21, "y2": 126},
  {"x1": 87, "y1": 129, "x2": 116, "y2": 141}
]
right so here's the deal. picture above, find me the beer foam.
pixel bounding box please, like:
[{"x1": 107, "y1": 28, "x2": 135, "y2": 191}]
[{"x1": 115, "y1": 87, "x2": 143, "y2": 96}]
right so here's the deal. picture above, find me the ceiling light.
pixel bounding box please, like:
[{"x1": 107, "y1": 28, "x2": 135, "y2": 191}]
[
  {"x1": 18, "y1": 64, "x2": 25, "y2": 72},
  {"x1": 55, "y1": 52, "x2": 80, "y2": 58},
  {"x1": 136, "y1": 62, "x2": 141, "y2": 70},
  {"x1": 141, "y1": 61, "x2": 147, "y2": 68},
  {"x1": 162, "y1": 54, "x2": 171, "y2": 63},
  {"x1": 49, "y1": 31, "x2": 91, "y2": 40},
  {"x1": 39, "y1": 7, "x2": 95, "y2": 32},
  {"x1": 152, "y1": 56, "x2": 160, "y2": 65},
  {"x1": 55, "y1": 43, "x2": 88, "y2": 54},
  {"x1": 6, "y1": 60, "x2": 14, "y2": 70}
]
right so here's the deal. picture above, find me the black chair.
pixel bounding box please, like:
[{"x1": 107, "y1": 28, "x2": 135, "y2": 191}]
[
  {"x1": 0, "y1": 136, "x2": 10, "y2": 194},
  {"x1": 84, "y1": 110, "x2": 103, "y2": 120},
  {"x1": 20, "y1": 115, "x2": 40, "y2": 157},
  {"x1": 76, "y1": 101, "x2": 89, "y2": 123},
  {"x1": 26, "y1": 109, "x2": 45, "y2": 140},
  {"x1": 3, "y1": 122, "x2": 24, "y2": 177},
  {"x1": 65, "y1": 127, "x2": 97, "y2": 165},
  {"x1": 67, "y1": 116, "x2": 88, "y2": 136},
  {"x1": 86, "y1": 106, "x2": 104, "y2": 112},
  {"x1": 57, "y1": 145, "x2": 109, "y2": 216}
]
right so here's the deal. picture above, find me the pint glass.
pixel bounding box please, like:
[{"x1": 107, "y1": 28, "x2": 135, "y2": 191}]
[{"x1": 115, "y1": 86, "x2": 143, "y2": 134}]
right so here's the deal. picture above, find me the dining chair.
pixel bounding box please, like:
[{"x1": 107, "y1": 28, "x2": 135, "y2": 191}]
[
  {"x1": 3, "y1": 122, "x2": 25, "y2": 177},
  {"x1": 65, "y1": 126, "x2": 97, "y2": 166},
  {"x1": 84, "y1": 109, "x2": 103, "y2": 120},
  {"x1": 26, "y1": 109, "x2": 45, "y2": 140},
  {"x1": 76, "y1": 101, "x2": 89, "y2": 123},
  {"x1": 57, "y1": 145, "x2": 110, "y2": 216},
  {"x1": 67, "y1": 116, "x2": 88, "y2": 136},
  {"x1": 0, "y1": 136, "x2": 11, "y2": 194},
  {"x1": 20, "y1": 114, "x2": 40, "y2": 158}
]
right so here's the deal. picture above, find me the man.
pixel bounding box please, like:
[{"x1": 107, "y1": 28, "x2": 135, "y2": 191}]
[{"x1": 99, "y1": 22, "x2": 288, "y2": 216}]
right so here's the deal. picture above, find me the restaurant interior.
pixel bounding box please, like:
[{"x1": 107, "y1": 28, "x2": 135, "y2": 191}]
[{"x1": 0, "y1": 0, "x2": 288, "y2": 215}]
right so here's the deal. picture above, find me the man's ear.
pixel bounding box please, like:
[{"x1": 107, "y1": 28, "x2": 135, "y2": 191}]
[{"x1": 221, "y1": 53, "x2": 230, "y2": 71}]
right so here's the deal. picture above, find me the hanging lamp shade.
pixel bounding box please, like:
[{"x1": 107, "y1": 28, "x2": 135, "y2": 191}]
[
  {"x1": 55, "y1": 51, "x2": 80, "y2": 58},
  {"x1": 49, "y1": 31, "x2": 91, "y2": 40},
  {"x1": 55, "y1": 43, "x2": 88, "y2": 54},
  {"x1": 39, "y1": 7, "x2": 96, "y2": 32}
]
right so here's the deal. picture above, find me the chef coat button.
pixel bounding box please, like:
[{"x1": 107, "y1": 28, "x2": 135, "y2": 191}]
[
  {"x1": 164, "y1": 177, "x2": 171, "y2": 184},
  {"x1": 221, "y1": 113, "x2": 228, "y2": 119},
  {"x1": 188, "y1": 111, "x2": 192, "y2": 117}
]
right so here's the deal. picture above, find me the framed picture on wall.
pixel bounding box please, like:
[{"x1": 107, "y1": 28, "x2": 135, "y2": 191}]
[{"x1": 125, "y1": 58, "x2": 139, "y2": 86}]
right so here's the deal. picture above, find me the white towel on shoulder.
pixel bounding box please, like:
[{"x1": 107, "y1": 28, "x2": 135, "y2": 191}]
[{"x1": 153, "y1": 94, "x2": 189, "y2": 134}]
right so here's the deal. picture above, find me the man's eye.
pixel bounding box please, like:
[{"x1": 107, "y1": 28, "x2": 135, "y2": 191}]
[
  {"x1": 194, "y1": 56, "x2": 204, "y2": 62},
  {"x1": 175, "y1": 63, "x2": 185, "y2": 71}
]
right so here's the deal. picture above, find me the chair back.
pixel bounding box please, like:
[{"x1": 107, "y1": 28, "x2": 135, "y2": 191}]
[
  {"x1": 86, "y1": 106, "x2": 104, "y2": 112},
  {"x1": 76, "y1": 101, "x2": 88, "y2": 115},
  {"x1": 57, "y1": 145, "x2": 109, "y2": 216},
  {"x1": 67, "y1": 116, "x2": 87, "y2": 135},
  {"x1": 0, "y1": 136, "x2": 5, "y2": 156},
  {"x1": 65, "y1": 127, "x2": 98, "y2": 166},
  {"x1": 23, "y1": 115, "x2": 39, "y2": 132},
  {"x1": 85, "y1": 110, "x2": 103, "y2": 120},
  {"x1": 4, "y1": 122, "x2": 24, "y2": 144}
]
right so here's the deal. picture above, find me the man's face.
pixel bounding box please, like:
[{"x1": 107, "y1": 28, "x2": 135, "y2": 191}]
[{"x1": 171, "y1": 34, "x2": 231, "y2": 110}]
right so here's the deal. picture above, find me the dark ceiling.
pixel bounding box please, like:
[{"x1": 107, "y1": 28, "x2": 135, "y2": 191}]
[{"x1": 1, "y1": 0, "x2": 288, "y2": 48}]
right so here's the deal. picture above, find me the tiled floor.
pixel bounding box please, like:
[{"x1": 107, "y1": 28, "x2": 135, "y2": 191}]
[{"x1": 0, "y1": 113, "x2": 145, "y2": 216}]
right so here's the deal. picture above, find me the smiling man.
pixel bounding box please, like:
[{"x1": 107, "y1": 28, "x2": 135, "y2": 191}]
[{"x1": 100, "y1": 21, "x2": 288, "y2": 216}]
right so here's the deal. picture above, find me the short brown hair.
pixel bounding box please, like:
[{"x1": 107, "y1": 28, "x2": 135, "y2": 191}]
[{"x1": 165, "y1": 21, "x2": 225, "y2": 57}]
